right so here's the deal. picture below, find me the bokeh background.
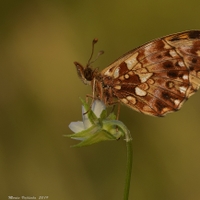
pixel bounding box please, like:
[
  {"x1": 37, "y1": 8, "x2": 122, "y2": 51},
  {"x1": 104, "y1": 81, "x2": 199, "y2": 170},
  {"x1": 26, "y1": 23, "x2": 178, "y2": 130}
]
[{"x1": 1, "y1": 1, "x2": 200, "y2": 200}]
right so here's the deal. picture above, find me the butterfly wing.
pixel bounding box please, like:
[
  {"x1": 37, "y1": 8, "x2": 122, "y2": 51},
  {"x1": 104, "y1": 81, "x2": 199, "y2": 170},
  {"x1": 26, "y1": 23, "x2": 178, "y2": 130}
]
[{"x1": 101, "y1": 30, "x2": 200, "y2": 116}]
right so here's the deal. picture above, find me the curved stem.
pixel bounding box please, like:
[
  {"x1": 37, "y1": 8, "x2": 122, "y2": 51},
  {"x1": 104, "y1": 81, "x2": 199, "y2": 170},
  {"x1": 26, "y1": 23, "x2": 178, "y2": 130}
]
[{"x1": 123, "y1": 131, "x2": 133, "y2": 200}]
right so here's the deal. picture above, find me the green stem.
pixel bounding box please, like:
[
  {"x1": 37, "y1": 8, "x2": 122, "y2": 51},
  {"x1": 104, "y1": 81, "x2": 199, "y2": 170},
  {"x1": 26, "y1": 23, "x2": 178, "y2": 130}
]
[{"x1": 123, "y1": 131, "x2": 133, "y2": 200}]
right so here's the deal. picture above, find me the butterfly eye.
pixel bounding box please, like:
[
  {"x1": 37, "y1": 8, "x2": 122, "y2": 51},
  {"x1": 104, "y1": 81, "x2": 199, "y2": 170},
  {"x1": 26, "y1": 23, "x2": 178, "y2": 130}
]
[{"x1": 84, "y1": 67, "x2": 94, "y2": 81}]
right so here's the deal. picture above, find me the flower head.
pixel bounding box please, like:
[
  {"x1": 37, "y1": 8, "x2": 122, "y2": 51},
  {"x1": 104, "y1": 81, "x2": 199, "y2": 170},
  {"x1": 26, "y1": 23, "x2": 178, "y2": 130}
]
[{"x1": 67, "y1": 98, "x2": 129, "y2": 147}]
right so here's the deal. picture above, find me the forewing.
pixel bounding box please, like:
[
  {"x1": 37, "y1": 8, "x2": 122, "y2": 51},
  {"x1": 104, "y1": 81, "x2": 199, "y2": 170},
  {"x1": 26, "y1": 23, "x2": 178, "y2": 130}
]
[{"x1": 102, "y1": 30, "x2": 200, "y2": 116}]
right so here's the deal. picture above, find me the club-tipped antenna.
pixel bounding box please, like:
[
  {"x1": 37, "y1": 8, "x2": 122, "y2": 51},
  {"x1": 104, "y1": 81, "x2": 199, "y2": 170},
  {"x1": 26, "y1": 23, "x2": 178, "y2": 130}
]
[{"x1": 87, "y1": 38, "x2": 104, "y2": 67}]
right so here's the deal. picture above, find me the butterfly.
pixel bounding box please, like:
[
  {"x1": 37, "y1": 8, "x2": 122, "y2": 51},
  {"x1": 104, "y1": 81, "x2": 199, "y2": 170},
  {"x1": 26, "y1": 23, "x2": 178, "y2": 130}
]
[{"x1": 74, "y1": 30, "x2": 200, "y2": 117}]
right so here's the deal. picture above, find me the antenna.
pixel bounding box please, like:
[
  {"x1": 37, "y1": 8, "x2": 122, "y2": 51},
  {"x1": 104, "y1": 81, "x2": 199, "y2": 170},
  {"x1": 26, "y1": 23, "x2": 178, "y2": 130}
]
[{"x1": 87, "y1": 38, "x2": 104, "y2": 67}]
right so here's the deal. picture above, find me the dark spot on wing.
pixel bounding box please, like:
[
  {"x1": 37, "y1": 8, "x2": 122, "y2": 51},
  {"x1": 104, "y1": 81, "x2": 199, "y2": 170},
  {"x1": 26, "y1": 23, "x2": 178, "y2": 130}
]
[
  {"x1": 188, "y1": 31, "x2": 200, "y2": 39},
  {"x1": 162, "y1": 91, "x2": 171, "y2": 100},
  {"x1": 167, "y1": 70, "x2": 178, "y2": 78},
  {"x1": 155, "y1": 100, "x2": 167, "y2": 113},
  {"x1": 192, "y1": 58, "x2": 197, "y2": 63},
  {"x1": 163, "y1": 61, "x2": 174, "y2": 69}
]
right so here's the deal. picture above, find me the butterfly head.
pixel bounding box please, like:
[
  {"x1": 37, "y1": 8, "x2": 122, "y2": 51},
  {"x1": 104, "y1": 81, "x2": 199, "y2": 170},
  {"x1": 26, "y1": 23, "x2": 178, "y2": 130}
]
[
  {"x1": 74, "y1": 61, "x2": 94, "y2": 85},
  {"x1": 74, "y1": 38, "x2": 104, "y2": 85}
]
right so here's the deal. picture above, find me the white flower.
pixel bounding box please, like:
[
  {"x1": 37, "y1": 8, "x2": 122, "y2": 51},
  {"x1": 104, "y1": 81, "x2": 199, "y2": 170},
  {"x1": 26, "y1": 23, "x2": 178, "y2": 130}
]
[
  {"x1": 69, "y1": 100, "x2": 105, "y2": 134},
  {"x1": 67, "y1": 99, "x2": 128, "y2": 147}
]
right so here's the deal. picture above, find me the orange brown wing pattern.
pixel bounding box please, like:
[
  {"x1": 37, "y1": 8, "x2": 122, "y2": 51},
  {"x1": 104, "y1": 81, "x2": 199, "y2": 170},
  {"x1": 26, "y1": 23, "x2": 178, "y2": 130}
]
[{"x1": 101, "y1": 30, "x2": 200, "y2": 116}]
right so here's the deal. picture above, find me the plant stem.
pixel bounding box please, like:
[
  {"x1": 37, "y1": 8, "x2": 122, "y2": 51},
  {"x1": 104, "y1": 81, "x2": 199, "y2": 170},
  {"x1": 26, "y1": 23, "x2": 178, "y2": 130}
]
[{"x1": 123, "y1": 131, "x2": 133, "y2": 200}]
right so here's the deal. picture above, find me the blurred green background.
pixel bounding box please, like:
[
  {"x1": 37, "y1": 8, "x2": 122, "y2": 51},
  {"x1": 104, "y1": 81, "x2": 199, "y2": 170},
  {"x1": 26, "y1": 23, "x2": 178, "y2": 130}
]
[{"x1": 1, "y1": 0, "x2": 200, "y2": 200}]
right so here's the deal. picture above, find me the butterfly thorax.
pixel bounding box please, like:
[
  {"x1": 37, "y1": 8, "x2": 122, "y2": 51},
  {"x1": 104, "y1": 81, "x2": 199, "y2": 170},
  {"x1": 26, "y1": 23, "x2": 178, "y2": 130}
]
[{"x1": 92, "y1": 73, "x2": 121, "y2": 107}]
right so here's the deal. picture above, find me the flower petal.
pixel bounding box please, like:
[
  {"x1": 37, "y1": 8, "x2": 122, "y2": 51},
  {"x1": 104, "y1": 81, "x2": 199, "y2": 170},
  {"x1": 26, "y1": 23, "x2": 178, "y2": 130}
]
[
  {"x1": 68, "y1": 121, "x2": 84, "y2": 133},
  {"x1": 82, "y1": 105, "x2": 93, "y2": 129},
  {"x1": 92, "y1": 100, "x2": 106, "y2": 118}
]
